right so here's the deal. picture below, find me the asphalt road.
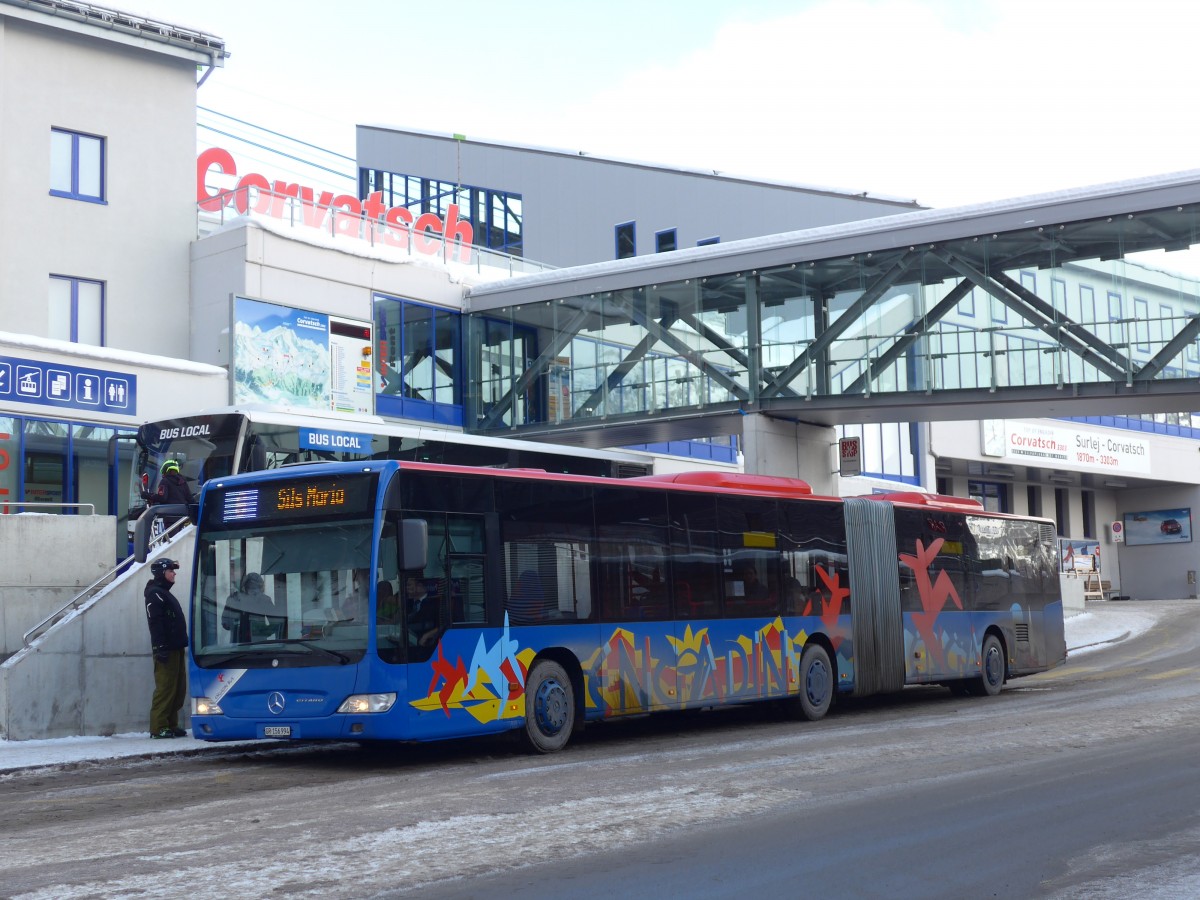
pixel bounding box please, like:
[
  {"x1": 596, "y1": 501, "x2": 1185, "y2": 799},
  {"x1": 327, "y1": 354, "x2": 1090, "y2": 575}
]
[{"x1": 1, "y1": 600, "x2": 1197, "y2": 900}]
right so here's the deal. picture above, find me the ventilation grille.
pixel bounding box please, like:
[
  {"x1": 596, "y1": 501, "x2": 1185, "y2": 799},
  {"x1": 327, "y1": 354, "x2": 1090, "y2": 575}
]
[
  {"x1": 1015, "y1": 623, "x2": 1030, "y2": 643},
  {"x1": 616, "y1": 462, "x2": 653, "y2": 479}
]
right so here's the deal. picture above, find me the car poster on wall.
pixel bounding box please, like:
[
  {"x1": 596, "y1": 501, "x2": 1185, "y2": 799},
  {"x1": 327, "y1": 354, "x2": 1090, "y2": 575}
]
[{"x1": 1122, "y1": 507, "x2": 1193, "y2": 546}]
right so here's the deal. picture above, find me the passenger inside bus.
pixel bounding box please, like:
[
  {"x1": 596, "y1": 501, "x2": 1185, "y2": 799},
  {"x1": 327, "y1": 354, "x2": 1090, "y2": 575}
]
[
  {"x1": 221, "y1": 573, "x2": 285, "y2": 643},
  {"x1": 737, "y1": 563, "x2": 770, "y2": 602},
  {"x1": 406, "y1": 575, "x2": 440, "y2": 648},
  {"x1": 376, "y1": 580, "x2": 400, "y2": 624}
]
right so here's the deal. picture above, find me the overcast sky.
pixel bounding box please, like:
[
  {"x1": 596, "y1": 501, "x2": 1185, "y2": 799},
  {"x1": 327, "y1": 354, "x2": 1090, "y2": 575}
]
[{"x1": 130, "y1": 0, "x2": 1198, "y2": 209}]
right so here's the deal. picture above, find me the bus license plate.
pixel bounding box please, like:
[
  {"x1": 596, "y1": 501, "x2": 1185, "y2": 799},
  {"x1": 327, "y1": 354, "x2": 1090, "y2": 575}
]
[{"x1": 263, "y1": 726, "x2": 291, "y2": 737}]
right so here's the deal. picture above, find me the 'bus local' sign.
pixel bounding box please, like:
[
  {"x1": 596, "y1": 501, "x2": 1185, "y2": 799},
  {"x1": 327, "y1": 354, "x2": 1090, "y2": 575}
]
[{"x1": 196, "y1": 148, "x2": 474, "y2": 263}]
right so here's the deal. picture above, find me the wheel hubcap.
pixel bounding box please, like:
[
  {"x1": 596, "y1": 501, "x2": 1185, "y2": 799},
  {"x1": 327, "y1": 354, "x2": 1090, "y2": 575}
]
[
  {"x1": 534, "y1": 678, "x2": 568, "y2": 735},
  {"x1": 985, "y1": 646, "x2": 1003, "y2": 687},
  {"x1": 806, "y1": 659, "x2": 829, "y2": 706}
]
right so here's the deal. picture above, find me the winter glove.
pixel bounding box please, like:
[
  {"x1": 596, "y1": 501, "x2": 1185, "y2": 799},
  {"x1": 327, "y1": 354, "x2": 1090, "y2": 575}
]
[{"x1": 154, "y1": 650, "x2": 170, "y2": 665}]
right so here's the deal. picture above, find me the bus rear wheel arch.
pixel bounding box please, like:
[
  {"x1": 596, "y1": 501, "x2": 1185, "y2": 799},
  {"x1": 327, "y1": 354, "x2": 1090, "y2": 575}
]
[{"x1": 522, "y1": 659, "x2": 576, "y2": 753}]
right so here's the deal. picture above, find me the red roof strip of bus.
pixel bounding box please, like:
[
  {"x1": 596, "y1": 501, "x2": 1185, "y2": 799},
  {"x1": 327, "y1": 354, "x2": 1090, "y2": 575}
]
[
  {"x1": 628, "y1": 471, "x2": 813, "y2": 497},
  {"x1": 392, "y1": 461, "x2": 823, "y2": 498},
  {"x1": 861, "y1": 491, "x2": 984, "y2": 509}
]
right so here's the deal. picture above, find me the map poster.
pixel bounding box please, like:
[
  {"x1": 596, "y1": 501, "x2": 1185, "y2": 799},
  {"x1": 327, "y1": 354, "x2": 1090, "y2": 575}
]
[{"x1": 232, "y1": 298, "x2": 372, "y2": 415}]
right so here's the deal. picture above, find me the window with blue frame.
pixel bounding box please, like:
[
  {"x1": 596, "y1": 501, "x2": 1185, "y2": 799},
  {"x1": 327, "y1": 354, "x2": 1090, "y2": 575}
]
[
  {"x1": 697, "y1": 236, "x2": 720, "y2": 247},
  {"x1": 358, "y1": 169, "x2": 522, "y2": 256},
  {"x1": 48, "y1": 275, "x2": 104, "y2": 345},
  {"x1": 968, "y1": 480, "x2": 1009, "y2": 513},
  {"x1": 655, "y1": 229, "x2": 677, "y2": 253},
  {"x1": 1079, "y1": 285, "x2": 1096, "y2": 326},
  {"x1": 960, "y1": 287, "x2": 976, "y2": 318},
  {"x1": 1133, "y1": 297, "x2": 1149, "y2": 352},
  {"x1": 1183, "y1": 301, "x2": 1200, "y2": 363},
  {"x1": 50, "y1": 128, "x2": 105, "y2": 203},
  {"x1": 1051, "y1": 278, "x2": 1067, "y2": 316},
  {"x1": 373, "y1": 294, "x2": 463, "y2": 425},
  {"x1": 0, "y1": 414, "x2": 134, "y2": 523},
  {"x1": 1107, "y1": 291, "x2": 1123, "y2": 345},
  {"x1": 616, "y1": 222, "x2": 636, "y2": 259}
]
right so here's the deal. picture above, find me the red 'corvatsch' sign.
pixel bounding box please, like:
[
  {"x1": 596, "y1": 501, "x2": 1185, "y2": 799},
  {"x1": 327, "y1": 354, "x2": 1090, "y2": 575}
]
[{"x1": 196, "y1": 148, "x2": 474, "y2": 263}]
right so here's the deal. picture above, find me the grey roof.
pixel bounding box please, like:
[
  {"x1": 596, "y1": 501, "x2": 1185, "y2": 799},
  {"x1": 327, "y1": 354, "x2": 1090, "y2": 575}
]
[
  {"x1": 0, "y1": 0, "x2": 227, "y2": 65},
  {"x1": 467, "y1": 167, "x2": 1200, "y2": 311}
]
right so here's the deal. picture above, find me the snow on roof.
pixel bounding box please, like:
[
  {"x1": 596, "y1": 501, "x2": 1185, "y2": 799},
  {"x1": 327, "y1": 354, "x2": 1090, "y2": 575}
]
[
  {"x1": 0, "y1": 329, "x2": 226, "y2": 376},
  {"x1": 468, "y1": 166, "x2": 1200, "y2": 298}
]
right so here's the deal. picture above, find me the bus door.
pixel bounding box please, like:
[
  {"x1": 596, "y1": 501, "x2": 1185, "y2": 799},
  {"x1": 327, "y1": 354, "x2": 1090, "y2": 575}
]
[{"x1": 106, "y1": 431, "x2": 138, "y2": 560}]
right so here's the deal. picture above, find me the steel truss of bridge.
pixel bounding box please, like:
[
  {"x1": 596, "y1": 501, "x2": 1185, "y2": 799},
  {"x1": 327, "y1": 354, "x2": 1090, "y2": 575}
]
[{"x1": 464, "y1": 170, "x2": 1200, "y2": 448}]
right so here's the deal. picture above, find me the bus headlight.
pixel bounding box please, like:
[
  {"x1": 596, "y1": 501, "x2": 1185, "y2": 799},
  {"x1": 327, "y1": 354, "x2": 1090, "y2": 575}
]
[
  {"x1": 194, "y1": 697, "x2": 222, "y2": 716},
  {"x1": 337, "y1": 693, "x2": 396, "y2": 714}
]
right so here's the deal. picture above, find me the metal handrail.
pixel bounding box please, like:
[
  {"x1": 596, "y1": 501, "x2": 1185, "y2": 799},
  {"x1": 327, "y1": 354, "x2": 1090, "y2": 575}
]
[
  {"x1": 2, "y1": 502, "x2": 96, "y2": 515},
  {"x1": 20, "y1": 517, "x2": 191, "y2": 648}
]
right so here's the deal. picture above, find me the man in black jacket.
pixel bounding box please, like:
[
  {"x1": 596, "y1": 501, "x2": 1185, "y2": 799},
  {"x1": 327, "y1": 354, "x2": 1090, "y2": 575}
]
[
  {"x1": 144, "y1": 557, "x2": 188, "y2": 739},
  {"x1": 145, "y1": 459, "x2": 191, "y2": 531}
]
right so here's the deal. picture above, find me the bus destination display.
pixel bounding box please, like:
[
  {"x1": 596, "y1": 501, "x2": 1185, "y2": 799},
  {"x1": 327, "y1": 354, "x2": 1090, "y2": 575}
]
[{"x1": 218, "y1": 476, "x2": 372, "y2": 524}]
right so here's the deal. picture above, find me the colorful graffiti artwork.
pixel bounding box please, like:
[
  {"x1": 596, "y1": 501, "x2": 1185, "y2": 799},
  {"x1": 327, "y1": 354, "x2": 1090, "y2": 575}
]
[{"x1": 411, "y1": 578, "x2": 858, "y2": 726}]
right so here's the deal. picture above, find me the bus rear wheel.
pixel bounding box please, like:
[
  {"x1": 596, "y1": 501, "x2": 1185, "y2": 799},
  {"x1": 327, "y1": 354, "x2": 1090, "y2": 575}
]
[
  {"x1": 522, "y1": 660, "x2": 575, "y2": 753},
  {"x1": 790, "y1": 643, "x2": 833, "y2": 721},
  {"x1": 974, "y1": 634, "x2": 1006, "y2": 697}
]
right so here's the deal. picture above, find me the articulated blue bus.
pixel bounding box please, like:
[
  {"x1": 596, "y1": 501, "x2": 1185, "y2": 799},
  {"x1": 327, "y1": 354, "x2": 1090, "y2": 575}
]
[{"x1": 181, "y1": 460, "x2": 1066, "y2": 752}]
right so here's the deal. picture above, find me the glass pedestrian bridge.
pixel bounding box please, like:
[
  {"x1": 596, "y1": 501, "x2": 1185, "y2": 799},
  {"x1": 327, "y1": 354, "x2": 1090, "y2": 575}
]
[{"x1": 462, "y1": 170, "x2": 1200, "y2": 448}]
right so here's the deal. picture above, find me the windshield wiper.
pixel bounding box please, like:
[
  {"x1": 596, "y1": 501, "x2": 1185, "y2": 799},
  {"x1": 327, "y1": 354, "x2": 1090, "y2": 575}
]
[
  {"x1": 201, "y1": 640, "x2": 352, "y2": 666},
  {"x1": 274, "y1": 639, "x2": 352, "y2": 664}
]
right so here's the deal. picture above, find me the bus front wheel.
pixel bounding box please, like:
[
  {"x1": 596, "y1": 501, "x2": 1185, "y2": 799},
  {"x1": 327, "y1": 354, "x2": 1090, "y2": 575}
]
[
  {"x1": 795, "y1": 643, "x2": 834, "y2": 721},
  {"x1": 975, "y1": 634, "x2": 1006, "y2": 697},
  {"x1": 522, "y1": 660, "x2": 575, "y2": 753}
]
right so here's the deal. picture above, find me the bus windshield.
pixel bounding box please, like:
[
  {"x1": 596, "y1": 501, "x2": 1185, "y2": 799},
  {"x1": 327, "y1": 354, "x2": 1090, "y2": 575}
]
[{"x1": 192, "y1": 473, "x2": 383, "y2": 669}]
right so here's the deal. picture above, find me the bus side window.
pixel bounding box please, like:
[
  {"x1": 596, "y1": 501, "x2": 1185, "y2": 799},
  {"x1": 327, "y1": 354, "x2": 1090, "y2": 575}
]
[
  {"x1": 497, "y1": 479, "x2": 596, "y2": 625},
  {"x1": 594, "y1": 486, "x2": 670, "y2": 622},
  {"x1": 667, "y1": 493, "x2": 721, "y2": 620}
]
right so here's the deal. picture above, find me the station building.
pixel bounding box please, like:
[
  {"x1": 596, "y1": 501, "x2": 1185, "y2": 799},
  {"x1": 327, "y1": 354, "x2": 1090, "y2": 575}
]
[{"x1": 5, "y1": 0, "x2": 1200, "y2": 611}]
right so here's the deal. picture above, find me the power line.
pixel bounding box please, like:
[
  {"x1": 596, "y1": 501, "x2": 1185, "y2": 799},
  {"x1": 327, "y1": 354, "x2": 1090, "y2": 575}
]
[
  {"x1": 198, "y1": 123, "x2": 355, "y2": 183},
  {"x1": 198, "y1": 105, "x2": 355, "y2": 163}
]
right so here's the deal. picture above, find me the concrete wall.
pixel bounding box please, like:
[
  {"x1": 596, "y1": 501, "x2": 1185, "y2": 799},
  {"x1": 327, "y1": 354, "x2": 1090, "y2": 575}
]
[
  {"x1": 1113, "y1": 484, "x2": 1200, "y2": 600},
  {"x1": 190, "y1": 221, "x2": 476, "y2": 368},
  {"x1": 0, "y1": 531, "x2": 193, "y2": 740},
  {"x1": 0, "y1": 514, "x2": 116, "y2": 659},
  {"x1": 740, "y1": 414, "x2": 838, "y2": 495}
]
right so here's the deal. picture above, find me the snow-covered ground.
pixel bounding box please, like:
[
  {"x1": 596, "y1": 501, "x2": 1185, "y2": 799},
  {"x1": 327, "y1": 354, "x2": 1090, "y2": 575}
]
[{"x1": 0, "y1": 603, "x2": 1160, "y2": 774}]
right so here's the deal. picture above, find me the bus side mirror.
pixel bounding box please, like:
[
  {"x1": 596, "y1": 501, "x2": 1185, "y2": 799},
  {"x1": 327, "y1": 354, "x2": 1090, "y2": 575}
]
[
  {"x1": 401, "y1": 518, "x2": 428, "y2": 571},
  {"x1": 133, "y1": 504, "x2": 191, "y2": 563}
]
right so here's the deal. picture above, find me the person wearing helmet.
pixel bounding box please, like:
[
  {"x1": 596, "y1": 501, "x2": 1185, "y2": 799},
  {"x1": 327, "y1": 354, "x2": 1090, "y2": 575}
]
[
  {"x1": 153, "y1": 459, "x2": 191, "y2": 507},
  {"x1": 144, "y1": 557, "x2": 188, "y2": 739}
]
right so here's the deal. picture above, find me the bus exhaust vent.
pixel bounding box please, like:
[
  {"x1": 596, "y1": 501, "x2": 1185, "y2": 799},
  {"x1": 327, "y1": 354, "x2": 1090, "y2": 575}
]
[
  {"x1": 616, "y1": 463, "x2": 653, "y2": 478},
  {"x1": 1015, "y1": 623, "x2": 1030, "y2": 643}
]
